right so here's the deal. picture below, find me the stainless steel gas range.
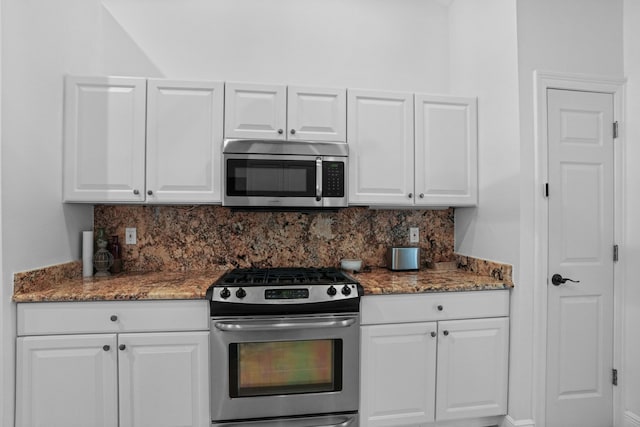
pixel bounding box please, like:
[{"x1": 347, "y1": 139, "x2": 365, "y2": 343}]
[{"x1": 206, "y1": 268, "x2": 364, "y2": 427}]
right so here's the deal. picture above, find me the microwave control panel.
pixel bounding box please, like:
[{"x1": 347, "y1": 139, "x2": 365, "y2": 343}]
[{"x1": 323, "y1": 161, "x2": 345, "y2": 198}]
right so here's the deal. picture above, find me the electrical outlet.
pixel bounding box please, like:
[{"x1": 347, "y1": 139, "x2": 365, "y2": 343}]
[
  {"x1": 409, "y1": 227, "x2": 419, "y2": 243},
  {"x1": 125, "y1": 227, "x2": 137, "y2": 245}
]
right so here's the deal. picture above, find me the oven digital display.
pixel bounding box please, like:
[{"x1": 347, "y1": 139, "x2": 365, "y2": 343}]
[{"x1": 265, "y1": 288, "x2": 309, "y2": 299}]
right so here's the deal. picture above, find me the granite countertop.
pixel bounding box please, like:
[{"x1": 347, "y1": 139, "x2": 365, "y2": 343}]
[
  {"x1": 12, "y1": 261, "x2": 513, "y2": 303},
  {"x1": 12, "y1": 269, "x2": 227, "y2": 302},
  {"x1": 356, "y1": 267, "x2": 513, "y2": 295}
]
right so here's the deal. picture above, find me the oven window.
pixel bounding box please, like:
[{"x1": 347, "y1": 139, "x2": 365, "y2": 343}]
[
  {"x1": 229, "y1": 339, "x2": 343, "y2": 397},
  {"x1": 226, "y1": 159, "x2": 316, "y2": 197}
]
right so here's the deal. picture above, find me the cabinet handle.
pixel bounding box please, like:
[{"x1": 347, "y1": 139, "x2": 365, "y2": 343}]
[
  {"x1": 133, "y1": 189, "x2": 140, "y2": 195},
  {"x1": 290, "y1": 129, "x2": 296, "y2": 135},
  {"x1": 119, "y1": 344, "x2": 126, "y2": 351},
  {"x1": 103, "y1": 345, "x2": 110, "y2": 351},
  {"x1": 430, "y1": 331, "x2": 436, "y2": 338},
  {"x1": 443, "y1": 330, "x2": 449, "y2": 336},
  {"x1": 147, "y1": 190, "x2": 153, "y2": 196},
  {"x1": 419, "y1": 193, "x2": 425, "y2": 198},
  {"x1": 437, "y1": 305, "x2": 443, "y2": 311},
  {"x1": 408, "y1": 193, "x2": 413, "y2": 198},
  {"x1": 277, "y1": 129, "x2": 284, "y2": 134},
  {"x1": 110, "y1": 315, "x2": 118, "y2": 322}
]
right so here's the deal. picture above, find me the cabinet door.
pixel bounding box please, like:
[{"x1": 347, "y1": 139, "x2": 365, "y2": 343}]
[
  {"x1": 16, "y1": 334, "x2": 118, "y2": 427},
  {"x1": 347, "y1": 90, "x2": 414, "y2": 205},
  {"x1": 414, "y1": 95, "x2": 478, "y2": 206},
  {"x1": 436, "y1": 317, "x2": 509, "y2": 420},
  {"x1": 360, "y1": 322, "x2": 437, "y2": 427},
  {"x1": 63, "y1": 76, "x2": 146, "y2": 202},
  {"x1": 288, "y1": 86, "x2": 346, "y2": 142},
  {"x1": 118, "y1": 332, "x2": 209, "y2": 427},
  {"x1": 224, "y1": 82, "x2": 287, "y2": 139},
  {"x1": 146, "y1": 79, "x2": 224, "y2": 203}
]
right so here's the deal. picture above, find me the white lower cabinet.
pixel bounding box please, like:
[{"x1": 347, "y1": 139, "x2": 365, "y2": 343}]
[
  {"x1": 16, "y1": 334, "x2": 119, "y2": 427},
  {"x1": 360, "y1": 291, "x2": 509, "y2": 427},
  {"x1": 16, "y1": 301, "x2": 210, "y2": 427},
  {"x1": 361, "y1": 322, "x2": 438, "y2": 427}
]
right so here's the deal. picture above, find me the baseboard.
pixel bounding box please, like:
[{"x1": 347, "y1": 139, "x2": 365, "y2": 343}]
[
  {"x1": 501, "y1": 415, "x2": 535, "y2": 427},
  {"x1": 625, "y1": 411, "x2": 640, "y2": 427}
]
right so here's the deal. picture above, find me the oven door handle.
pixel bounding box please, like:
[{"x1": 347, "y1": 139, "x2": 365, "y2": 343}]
[
  {"x1": 312, "y1": 417, "x2": 355, "y2": 427},
  {"x1": 214, "y1": 317, "x2": 356, "y2": 332}
]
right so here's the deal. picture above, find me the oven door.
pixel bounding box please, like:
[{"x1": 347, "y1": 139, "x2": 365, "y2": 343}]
[
  {"x1": 224, "y1": 154, "x2": 322, "y2": 208},
  {"x1": 210, "y1": 313, "x2": 360, "y2": 422}
]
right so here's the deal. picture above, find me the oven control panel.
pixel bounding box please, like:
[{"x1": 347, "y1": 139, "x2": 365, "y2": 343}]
[{"x1": 210, "y1": 284, "x2": 361, "y2": 304}]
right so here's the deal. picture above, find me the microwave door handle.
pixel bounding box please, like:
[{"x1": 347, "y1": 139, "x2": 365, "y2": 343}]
[
  {"x1": 316, "y1": 157, "x2": 322, "y2": 202},
  {"x1": 214, "y1": 317, "x2": 356, "y2": 332}
]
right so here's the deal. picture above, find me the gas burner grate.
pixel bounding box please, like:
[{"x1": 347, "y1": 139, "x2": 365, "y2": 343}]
[{"x1": 216, "y1": 267, "x2": 352, "y2": 287}]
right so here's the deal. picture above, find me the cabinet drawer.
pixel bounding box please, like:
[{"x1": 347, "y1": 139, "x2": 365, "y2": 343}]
[
  {"x1": 361, "y1": 290, "x2": 509, "y2": 325},
  {"x1": 17, "y1": 300, "x2": 209, "y2": 336}
]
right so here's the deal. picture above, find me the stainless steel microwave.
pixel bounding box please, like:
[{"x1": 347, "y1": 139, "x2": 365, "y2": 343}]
[{"x1": 223, "y1": 139, "x2": 348, "y2": 208}]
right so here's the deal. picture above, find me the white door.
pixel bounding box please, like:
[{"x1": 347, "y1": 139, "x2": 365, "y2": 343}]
[
  {"x1": 347, "y1": 89, "x2": 414, "y2": 205},
  {"x1": 146, "y1": 79, "x2": 224, "y2": 203},
  {"x1": 414, "y1": 94, "x2": 478, "y2": 207},
  {"x1": 118, "y1": 332, "x2": 210, "y2": 427},
  {"x1": 287, "y1": 86, "x2": 346, "y2": 142},
  {"x1": 546, "y1": 89, "x2": 615, "y2": 427},
  {"x1": 224, "y1": 82, "x2": 287, "y2": 140},
  {"x1": 63, "y1": 75, "x2": 147, "y2": 202},
  {"x1": 360, "y1": 322, "x2": 437, "y2": 427},
  {"x1": 435, "y1": 317, "x2": 509, "y2": 421},
  {"x1": 16, "y1": 334, "x2": 118, "y2": 427}
]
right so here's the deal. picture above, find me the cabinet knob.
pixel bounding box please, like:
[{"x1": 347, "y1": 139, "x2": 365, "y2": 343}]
[
  {"x1": 147, "y1": 190, "x2": 153, "y2": 196},
  {"x1": 133, "y1": 189, "x2": 139, "y2": 195},
  {"x1": 103, "y1": 345, "x2": 110, "y2": 351},
  {"x1": 277, "y1": 129, "x2": 284, "y2": 134},
  {"x1": 419, "y1": 193, "x2": 425, "y2": 198},
  {"x1": 430, "y1": 331, "x2": 436, "y2": 338},
  {"x1": 437, "y1": 305, "x2": 443, "y2": 311},
  {"x1": 110, "y1": 315, "x2": 118, "y2": 322},
  {"x1": 408, "y1": 193, "x2": 413, "y2": 198},
  {"x1": 119, "y1": 344, "x2": 126, "y2": 351},
  {"x1": 443, "y1": 330, "x2": 449, "y2": 336},
  {"x1": 290, "y1": 129, "x2": 296, "y2": 135}
]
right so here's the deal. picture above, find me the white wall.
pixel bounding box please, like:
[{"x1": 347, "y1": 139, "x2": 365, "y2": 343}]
[
  {"x1": 516, "y1": 0, "x2": 624, "y2": 425},
  {"x1": 100, "y1": 0, "x2": 452, "y2": 92},
  {"x1": 623, "y1": 0, "x2": 640, "y2": 423},
  {"x1": 0, "y1": 1, "x2": 459, "y2": 424}
]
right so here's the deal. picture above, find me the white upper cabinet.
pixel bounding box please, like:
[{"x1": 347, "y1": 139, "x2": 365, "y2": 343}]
[
  {"x1": 224, "y1": 82, "x2": 287, "y2": 140},
  {"x1": 63, "y1": 76, "x2": 224, "y2": 204},
  {"x1": 347, "y1": 89, "x2": 414, "y2": 205},
  {"x1": 225, "y1": 82, "x2": 346, "y2": 142},
  {"x1": 146, "y1": 79, "x2": 224, "y2": 203},
  {"x1": 415, "y1": 94, "x2": 478, "y2": 206},
  {"x1": 288, "y1": 86, "x2": 346, "y2": 141},
  {"x1": 63, "y1": 76, "x2": 147, "y2": 203}
]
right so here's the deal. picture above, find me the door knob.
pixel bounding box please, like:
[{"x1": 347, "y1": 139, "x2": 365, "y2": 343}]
[{"x1": 551, "y1": 274, "x2": 580, "y2": 286}]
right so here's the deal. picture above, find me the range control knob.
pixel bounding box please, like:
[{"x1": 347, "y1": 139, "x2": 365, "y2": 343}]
[
  {"x1": 327, "y1": 285, "x2": 337, "y2": 296},
  {"x1": 220, "y1": 287, "x2": 231, "y2": 299},
  {"x1": 236, "y1": 288, "x2": 247, "y2": 299},
  {"x1": 341, "y1": 285, "x2": 352, "y2": 296}
]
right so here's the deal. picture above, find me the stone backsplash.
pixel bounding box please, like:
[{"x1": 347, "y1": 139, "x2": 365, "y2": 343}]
[{"x1": 94, "y1": 205, "x2": 455, "y2": 272}]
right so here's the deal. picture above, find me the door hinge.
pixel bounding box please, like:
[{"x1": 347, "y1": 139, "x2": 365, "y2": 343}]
[
  {"x1": 613, "y1": 121, "x2": 619, "y2": 139},
  {"x1": 614, "y1": 245, "x2": 619, "y2": 262},
  {"x1": 544, "y1": 183, "x2": 549, "y2": 198},
  {"x1": 613, "y1": 368, "x2": 618, "y2": 386}
]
